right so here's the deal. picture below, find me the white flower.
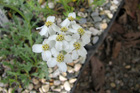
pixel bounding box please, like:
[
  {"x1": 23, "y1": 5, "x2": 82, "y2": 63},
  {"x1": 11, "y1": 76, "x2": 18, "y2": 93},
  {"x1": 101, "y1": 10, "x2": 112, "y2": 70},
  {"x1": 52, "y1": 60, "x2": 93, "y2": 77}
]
[
  {"x1": 69, "y1": 40, "x2": 87, "y2": 60},
  {"x1": 48, "y1": 34, "x2": 72, "y2": 51},
  {"x1": 71, "y1": 24, "x2": 91, "y2": 45},
  {"x1": 47, "y1": 48, "x2": 73, "y2": 72},
  {"x1": 36, "y1": 16, "x2": 59, "y2": 37},
  {"x1": 60, "y1": 12, "x2": 76, "y2": 27},
  {"x1": 32, "y1": 39, "x2": 55, "y2": 61}
]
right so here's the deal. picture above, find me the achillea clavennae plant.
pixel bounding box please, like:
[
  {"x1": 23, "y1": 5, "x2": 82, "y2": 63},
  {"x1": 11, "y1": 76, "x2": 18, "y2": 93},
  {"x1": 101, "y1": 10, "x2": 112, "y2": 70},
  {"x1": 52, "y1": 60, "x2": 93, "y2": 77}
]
[{"x1": 32, "y1": 12, "x2": 91, "y2": 72}]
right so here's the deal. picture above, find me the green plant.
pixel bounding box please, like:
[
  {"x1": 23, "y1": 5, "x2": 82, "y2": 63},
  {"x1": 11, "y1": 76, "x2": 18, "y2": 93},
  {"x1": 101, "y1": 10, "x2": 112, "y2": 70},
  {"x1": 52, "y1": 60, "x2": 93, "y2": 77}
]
[
  {"x1": 0, "y1": 0, "x2": 50, "y2": 90},
  {"x1": 91, "y1": 0, "x2": 106, "y2": 10}
]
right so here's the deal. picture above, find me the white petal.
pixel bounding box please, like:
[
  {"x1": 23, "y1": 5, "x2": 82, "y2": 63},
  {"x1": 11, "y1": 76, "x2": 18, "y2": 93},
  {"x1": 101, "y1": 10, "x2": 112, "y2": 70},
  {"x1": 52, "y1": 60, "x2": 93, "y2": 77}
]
[
  {"x1": 57, "y1": 62, "x2": 67, "y2": 72},
  {"x1": 42, "y1": 51, "x2": 51, "y2": 61},
  {"x1": 78, "y1": 47, "x2": 87, "y2": 57},
  {"x1": 72, "y1": 50, "x2": 79, "y2": 60},
  {"x1": 80, "y1": 56, "x2": 86, "y2": 64},
  {"x1": 64, "y1": 54, "x2": 73, "y2": 63},
  {"x1": 51, "y1": 48, "x2": 59, "y2": 57},
  {"x1": 47, "y1": 16, "x2": 55, "y2": 22},
  {"x1": 81, "y1": 33, "x2": 91, "y2": 45},
  {"x1": 43, "y1": 39, "x2": 49, "y2": 44},
  {"x1": 36, "y1": 26, "x2": 43, "y2": 30},
  {"x1": 68, "y1": 12, "x2": 76, "y2": 18},
  {"x1": 60, "y1": 18, "x2": 70, "y2": 27},
  {"x1": 47, "y1": 58, "x2": 57, "y2": 67},
  {"x1": 39, "y1": 26, "x2": 48, "y2": 36},
  {"x1": 32, "y1": 44, "x2": 43, "y2": 53},
  {"x1": 48, "y1": 35, "x2": 57, "y2": 40},
  {"x1": 65, "y1": 35, "x2": 72, "y2": 41},
  {"x1": 63, "y1": 41, "x2": 69, "y2": 50},
  {"x1": 68, "y1": 28, "x2": 77, "y2": 33},
  {"x1": 48, "y1": 27, "x2": 55, "y2": 35},
  {"x1": 48, "y1": 40, "x2": 55, "y2": 48},
  {"x1": 72, "y1": 33, "x2": 80, "y2": 40},
  {"x1": 72, "y1": 24, "x2": 81, "y2": 30},
  {"x1": 52, "y1": 24, "x2": 60, "y2": 32},
  {"x1": 55, "y1": 41, "x2": 63, "y2": 51}
]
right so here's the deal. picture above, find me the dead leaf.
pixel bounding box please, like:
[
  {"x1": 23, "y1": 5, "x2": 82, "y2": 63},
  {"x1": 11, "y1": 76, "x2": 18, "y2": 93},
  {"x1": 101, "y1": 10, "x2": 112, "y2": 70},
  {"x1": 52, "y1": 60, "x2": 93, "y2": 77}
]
[
  {"x1": 118, "y1": 12, "x2": 127, "y2": 25},
  {"x1": 124, "y1": 40, "x2": 140, "y2": 48},
  {"x1": 109, "y1": 22, "x2": 124, "y2": 34},
  {"x1": 112, "y1": 42, "x2": 122, "y2": 59},
  {"x1": 90, "y1": 57, "x2": 105, "y2": 92},
  {"x1": 123, "y1": 32, "x2": 140, "y2": 40}
]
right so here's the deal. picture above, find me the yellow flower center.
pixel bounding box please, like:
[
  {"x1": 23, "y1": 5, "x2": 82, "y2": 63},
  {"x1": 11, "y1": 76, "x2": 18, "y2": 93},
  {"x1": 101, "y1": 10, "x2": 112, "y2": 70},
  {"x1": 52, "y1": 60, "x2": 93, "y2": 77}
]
[
  {"x1": 73, "y1": 42, "x2": 81, "y2": 50},
  {"x1": 57, "y1": 53, "x2": 64, "y2": 62},
  {"x1": 42, "y1": 44, "x2": 49, "y2": 51},
  {"x1": 77, "y1": 28, "x2": 85, "y2": 36},
  {"x1": 45, "y1": 21, "x2": 53, "y2": 27},
  {"x1": 61, "y1": 27, "x2": 68, "y2": 32},
  {"x1": 68, "y1": 16, "x2": 75, "y2": 21},
  {"x1": 72, "y1": 0, "x2": 77, "y2": 2},
  {"x1": 56, "y1": 34, "x2": 65, "y2": 41}
]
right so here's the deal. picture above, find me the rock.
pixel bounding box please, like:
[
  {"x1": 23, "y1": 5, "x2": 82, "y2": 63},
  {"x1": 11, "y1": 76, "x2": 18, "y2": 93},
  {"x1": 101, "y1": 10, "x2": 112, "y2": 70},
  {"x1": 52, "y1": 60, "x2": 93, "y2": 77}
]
[
  {"x1": 8, "y1": 88, "x2": 13, "y2": 93},
  {"x1": 125, "y1": 65, "x2": 131, "y2": 69},
  {"x1": 78, "y1": 18, "x2": 87, "y2": 24},
  {"x1": 101, "y1": 22, "x2": 108, "y2": 30},
  {"x1": 107, "y1": 13, "x2": 113, "y2": 19},
  {"x1": 59, "y1": 75, "x2": 67, "y2": 81},
  {"x1": 22, "y1": 89, "x2": 29, "y2": 93},
  {"x1": 48, "y1": 2, "x2": 54, "y2": 9},
  {"x1": 42, "y1": 85, "x2": 50, "y2": 92},
  {"x1": 62, "y1": 72, "x2": 67, "y2": 77},
  {"x1": 67, "y1": 62, "x2": 74, "y2": 67},
  {"x1": 52, "y1": 69, "x2": 60, "y2": 78},
  {"x1": 0, "y1": 87, "x2": 3, "y2": 91},
  {"x1": 93, "y1": 16, "x2": 102, "y2": 22},
  {"x1": 78, "y1": 12, "x2": 87, "y2": 18},
  {"x1": 89, "y1": 27, "x2": 100, "y2": 35},
  {"x1": 74, "y1": 64, "x2": 82, "y2": 72},
  {"x1": 80, "y1": 8, "x2": 85, "y2": 12},
  {"x1": 91, "y1": 12, "x2": 99, "y2": 17},
  {"x1": 64, "y1": 81, "x2": 71, "y2": 91},
  {"x1": 49, "y1": 68, "x2": 53, "y2": 73},
  {"x1": 94, "y1": 22, "x2": 102, "y2": 29},
  {"x1": 28, "y1": 84, "x2": 33, "y2": 90},
  {"x1": 39, "y1": 88, "x2": 44, "y2": 93},
  {"x1": 110, "y1": 83, "x2": 116, "y2": 88},
  {"x1": 69, "y1": 78, "x2": 77, "y2": 83},
  {"x1": 0, "y1": 82, "x2": 5, "y2": 87},
  {"x1": 110, "y1": 5, "x2": 117, "y2": 11},
  {"x1": 30, "y1": 91, "x2": 36, "y2": 93},
  {"x1": 56, "y1": 18, "x2": 62, "y2": 25},
  {"x1": 52, "y1": 88, "x2": 61, "y2": 92},
  {"x1": 40, "y1": 79, "x2": 46, "y2": 84},
  {"x1": 68, "y1": 66, "x2": 74, "y2": 73},
  {"x1": 92, "y1": 36, "x2": 99, "y2": 44},
  {"x1": 32, "y1": 78, "x2": 39, "y2": 85},
  {"x1": 113, "y1": 0, "x2": 119, "y2": 5},
  {"x1": 54, "y1": 80, "x2": 61, "y2": 86}
]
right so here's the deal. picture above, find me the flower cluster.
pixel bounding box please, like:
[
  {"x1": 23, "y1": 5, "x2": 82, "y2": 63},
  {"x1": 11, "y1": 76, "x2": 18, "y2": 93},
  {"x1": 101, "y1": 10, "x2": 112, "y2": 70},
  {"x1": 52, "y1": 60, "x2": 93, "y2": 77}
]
[{"x1": 32, "y1": 12, "x2": 91, "y2": 72}]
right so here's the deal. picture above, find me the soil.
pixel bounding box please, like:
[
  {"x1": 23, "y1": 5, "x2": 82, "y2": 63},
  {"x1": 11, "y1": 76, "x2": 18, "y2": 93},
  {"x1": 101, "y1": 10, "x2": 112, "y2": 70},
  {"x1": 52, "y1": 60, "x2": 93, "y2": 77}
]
[{"x1": 73, "y1": 0, "x2": 140, "y2": 93}]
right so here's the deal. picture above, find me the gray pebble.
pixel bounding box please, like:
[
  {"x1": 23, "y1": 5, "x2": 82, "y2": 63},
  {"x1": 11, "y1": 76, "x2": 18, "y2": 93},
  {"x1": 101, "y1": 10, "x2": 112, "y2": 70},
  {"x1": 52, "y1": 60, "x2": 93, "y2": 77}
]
[{"x1": 78, "y1": 18, "x2": 87, "y2": 24}]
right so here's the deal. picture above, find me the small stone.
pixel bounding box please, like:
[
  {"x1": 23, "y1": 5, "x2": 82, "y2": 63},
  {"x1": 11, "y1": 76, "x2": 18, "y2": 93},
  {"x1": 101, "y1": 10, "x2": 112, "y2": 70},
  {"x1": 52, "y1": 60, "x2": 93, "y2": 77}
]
[
  {"x1": 74, "y1": 64, "x2": 82, "y2": 72},
  {"x1": 28, "y1": 84, "x2": 33, "y2": 90},
  {"x1": 62, "y1": 72, "x2": 67, "y2": 77},
  {"x1": 89, "y1": 27, "x2": 100, "y2": 35},
  {"x1": 49, "y1": 68, "x2": 53, "y2": 73},
  {"x1": 68, "y1": 66, "x2": 74, "y2": 73},
  {"x1": 64, "y1": 81, "x2": 71, "y2": 91},
  {"x1": 94, "y1": 22, "x2": 102, "y2": 29},
  {"x1": 52, "y1": 69, "x2": 60, "y2": 78},
  {"x1": 22, "y1": 89, "x2": 29, "y2": 93},
  {"x1": 80, "y1": 8, "x2": 85, "y2": 12},
  {"x1": 91, "y1": 12, "x2": 99, "y2": 17},
  {"x1": 107, "y1": 13, "x2": 113, "y2": 19},
  {"x1": 30, "y1": 91, "x2": 36, "y2": 93},
  {"x1": 106, "y1": 90, "x2": 111, "y2": 93},
  {"x1": 92, "y1": 36, "x2": 99, "y2": 44},
  {"x1": 0, "y1": 87, "x2": 3, "y2": 91},
  {"x1": 54, "y1": 80, "x2": 61, "y2": 86},
  {"x1": 125, "y1": 65, "x2": 131, "y2": 69},
  {"x1": 67, "y1": 62, "x2": 74, "y2": 67},
  {"x1": 113, "y1": 0, "x2": 119, "y2": 5},
  {"x1": 69, "y1": 78, "x2": 77, "y2": 83},
  {"x1": 40, "y1": 79, "x2": 46, "y2": 84},
  {"x1": 42, "y1": 85, "x2": 50, "y2": 92},
  {"x1": 59, "y1": 75, "x2": 67, "y2": 81},
  {"x1": 48, "y1": 2, "x2": 54, "y2": 9},
  {"x1": 93, "y1": 16, "x2": 102, "y2": 22},
  {"x1": 32, "y1": 78, "x2": 39, "y2": 85},
  {"x1": 110, "y1": 83, "x2": 116, "y2": 88},
  {"x1": 39, "y1": 88, "x2": 44, "y2": 93},
  {"x1": 56, "y1": 18, "x2": 62, "y2": 25},
  {"x1": 101, "y1": 23, "x2": 108, "y2": 30},
  {"x1": 8, "y1": 88, "x2": 13, "y2": 93},
  {"x1": 78, "y1": 18, "x2": 87, "y2": 24},
  {"x1": 0, "y1": 82, "x2": 5, "y2": 87},
  {"x1": 110, "y1": 5, "x2": 116, "y2": 11},
  {"x1": 52, "y1": 88, "x2": 61, "y2": 92}
]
